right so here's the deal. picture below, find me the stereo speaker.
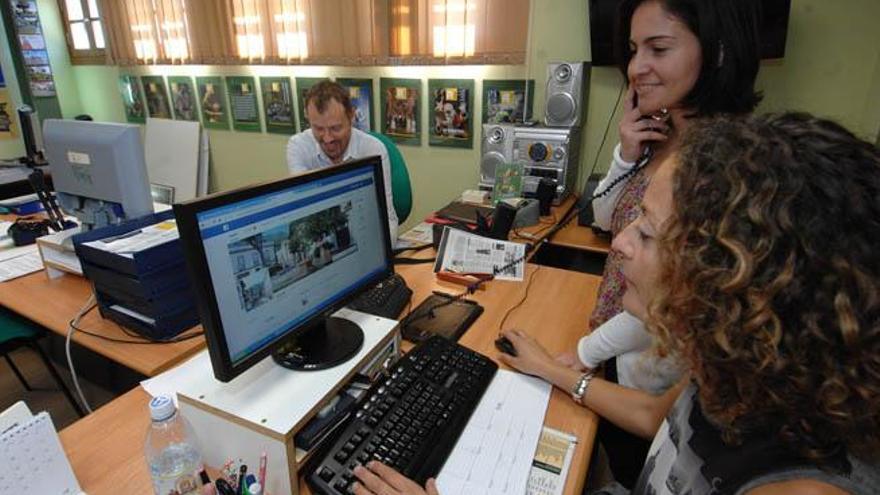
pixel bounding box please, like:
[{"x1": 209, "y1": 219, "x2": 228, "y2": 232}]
[
  {"x1": 489, "y1": 202, "x2": 518, "y2": 240},
  {"x1": 577, "y1": 174, "x2": 602, "y2": 227},
  {"x1": 544, "y1": 62, "x2": 590, "y2": 127},
  {"x1": 535, "y1": 178, "x2": 556, "y2": 216},
  {"x1": 479, "y1": 123, "x2": 515, "y2": 189}
]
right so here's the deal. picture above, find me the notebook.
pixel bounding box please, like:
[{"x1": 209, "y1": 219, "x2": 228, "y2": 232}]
[{"x1": 0, "y1": 403, "x2": 83, "y2": 494}]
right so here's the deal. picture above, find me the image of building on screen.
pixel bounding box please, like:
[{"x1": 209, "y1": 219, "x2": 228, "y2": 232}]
[{"x1": 228, "y1": 202, "x2": 356, "y2": 312}]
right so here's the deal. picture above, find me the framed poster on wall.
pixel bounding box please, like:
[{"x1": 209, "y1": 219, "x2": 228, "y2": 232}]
[
  {"x1": 226, "y1": 76, "x2": 261, "y2": 132},
  {"x1": 196, "y1": 76, "x2": 230, "y2": 130},
  {"x1": 380, "y1": 78, "x2": 420, "y2": 146},
  {"x1": 168, "y1": 76, "x2": 198, "y2": 121},
  {"x1": 141, "y1": 76, "x2": 172, "y2": 119},
  {"x1": 260, "y1": 77, "x2": 295, "y2": 134},
  {"x1": 337, "y1": 78, "x2": 374, "y2": 132},
  {"x1": 167, "y1": 76, "x2": 198, "y2": 121},
  {"x1": 118, "y1": 75, "x2": 146, "y2": 124},
  {"x1": 482, "y1": 79, "x2": 535, "y2": 124},
  {"x1": 429, "y1": 79, "x2": 473, "y2": 148}
]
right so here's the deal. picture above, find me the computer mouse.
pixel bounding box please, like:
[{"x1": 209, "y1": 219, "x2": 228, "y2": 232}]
[{"x1": 494, "y1": 336, "x2": 517, "y2": 357}]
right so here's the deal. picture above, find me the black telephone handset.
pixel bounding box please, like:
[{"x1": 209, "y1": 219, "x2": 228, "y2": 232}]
[
  {"x1": 589, "y1": 102, "x2": 670, "y2": 202},
  {"x1": 631, "y1": 92, "x2": 670, "y2": 161}
]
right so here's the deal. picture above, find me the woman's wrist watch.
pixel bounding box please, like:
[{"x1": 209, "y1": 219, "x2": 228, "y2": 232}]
[{"x1": 571, "y1": 371, "x2": 594, "y2": 404}]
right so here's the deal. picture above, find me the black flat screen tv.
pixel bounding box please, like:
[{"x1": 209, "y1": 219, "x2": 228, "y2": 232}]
[{"x1": 589, "y1": 0, "x2": 791, "y2": 66}]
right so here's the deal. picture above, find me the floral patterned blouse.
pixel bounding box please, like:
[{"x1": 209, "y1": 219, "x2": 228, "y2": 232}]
[{"x1": 588, "y1": 166, "x2": 651, "y2": 330}]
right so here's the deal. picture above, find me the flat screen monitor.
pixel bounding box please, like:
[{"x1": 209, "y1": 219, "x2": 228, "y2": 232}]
[
  {"x1": 43, "y1": 119, "x2": 154, "y2": 229},
  {"x1": 174, "y1": 157, "x2": 394, "y2": 382},
  {"x1": 588, "y1": 0, "x2": 792, "y2": 67}
]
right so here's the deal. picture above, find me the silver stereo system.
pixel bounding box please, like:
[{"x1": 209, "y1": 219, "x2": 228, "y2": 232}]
[
  {"x1": 544, "y1": 61, "x2": 590, "y2": 127},
  {"x1": 479, "y1": 61, "x2": 589, "y2": 203},
  {"x1": 479, "y1": 123, "x2": 515, "y2": 189},
  {"x1": 479, "y1": 124, "x2": 581, "y2": 204},
  {"x1": 513, "y1": 125, "x2": 581, "y2": 204}
]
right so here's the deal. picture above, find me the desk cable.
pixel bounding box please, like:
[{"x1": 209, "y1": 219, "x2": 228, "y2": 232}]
[
  {"x1": 65, "y1": 295, "x2": 207, "y2": 414},
  {"x1": 498, "y1": 265, "x2": 543, "y2": 333},
  {"x1": 67, "y1": 303, "x2": 204, "y2": 344},
  {"x1": 66, "y1": 294, "x2": 97, "y2": 414},
  {"x1": 401, "y1": 250, "x2": 533, "y2": 330}
]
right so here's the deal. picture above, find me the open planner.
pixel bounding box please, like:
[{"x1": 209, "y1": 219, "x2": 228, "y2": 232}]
[{"x1": 0, "y1": 401, "x2": 83, "y2": 494}]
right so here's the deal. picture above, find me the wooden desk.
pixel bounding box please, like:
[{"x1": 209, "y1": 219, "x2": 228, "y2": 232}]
[
  {"x1": 0, "y1": 265, "x2": 204, "y2": 377},
  {"x1": 547, "y1": 221, "x2": 611, "y2": 254},
  {"x1": 504, "y1": 195, "x2": 611, "y2": 255},
  {"x1": 61, "y1": 263, "x2": 600, "y2": 495}
]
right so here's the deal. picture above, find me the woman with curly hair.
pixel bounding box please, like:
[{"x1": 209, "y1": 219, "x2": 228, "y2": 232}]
[{"x1": 352, "y1": 113, "x2": 880, "y2": 494}]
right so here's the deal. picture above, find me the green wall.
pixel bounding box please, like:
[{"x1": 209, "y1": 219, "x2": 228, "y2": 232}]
[{"x1": 30, "y1": 0, "x2": 880, "y2": 229}]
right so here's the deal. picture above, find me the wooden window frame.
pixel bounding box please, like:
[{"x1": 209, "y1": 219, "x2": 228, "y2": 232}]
[{"x1": 57, "y1": 0, "x2": 107, "y2": 64}]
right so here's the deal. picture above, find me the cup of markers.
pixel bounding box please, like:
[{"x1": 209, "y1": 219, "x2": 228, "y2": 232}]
[{"x1": 209, "y1": 453, "x2": 267, "y2": 495}]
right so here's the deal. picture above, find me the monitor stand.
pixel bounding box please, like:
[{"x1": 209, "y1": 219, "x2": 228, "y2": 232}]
[{"x1": 272, "y1": 316, "x2": 364, "y2": 371}]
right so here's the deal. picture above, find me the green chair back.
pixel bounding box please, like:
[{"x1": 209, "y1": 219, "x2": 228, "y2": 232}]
[
  {"x1": 369, "y1": 131, "x2": 412, "y2": 224},
  {"x1": 0, "y1": 309, "x2": 40, "y2": 343}
]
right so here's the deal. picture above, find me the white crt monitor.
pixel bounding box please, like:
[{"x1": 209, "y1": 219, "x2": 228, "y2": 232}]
[{"x1": 43, "y1": 119, "x2": 154, "y2": 229}]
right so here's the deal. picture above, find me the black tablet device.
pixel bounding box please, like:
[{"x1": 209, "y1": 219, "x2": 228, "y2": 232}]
[{"x1": 401, "y1": 293, "x2": 484, "y2": 343}]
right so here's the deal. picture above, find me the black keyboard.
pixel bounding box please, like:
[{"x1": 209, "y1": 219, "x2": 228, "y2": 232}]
[
  {"x1": 308, "y1": 336, "x2": 498, "y2": 495},
  {"x1": 348, "y1": 273, "x2": 412, "y2": 319}
]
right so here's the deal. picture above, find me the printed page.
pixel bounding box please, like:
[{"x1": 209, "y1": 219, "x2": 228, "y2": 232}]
[
  {"x1": 0, "y1": 247, "x2": 43, "y2": 282},
  {"x1": 437, "y1": 370, "x2": 551, "y2": 495},
  {"x1": 526, "y1": 427, "x2": 578, "y2": 495},
  {"x1": 82, "y1": 219, "x2": 178, "y2": 258},
  {"x1": 437, "y1": 227, "x2": 526, "y2": 281}
]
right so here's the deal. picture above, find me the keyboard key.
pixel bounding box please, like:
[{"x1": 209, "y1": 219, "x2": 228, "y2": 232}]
[{"x1": 319, "y1": 466, "x2": 335, "y2": 482}]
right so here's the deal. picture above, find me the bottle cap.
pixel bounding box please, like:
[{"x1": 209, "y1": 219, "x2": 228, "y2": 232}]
[
  {"x1": 247, "y1": 482, "x2": 262, "y2": 495},
  {"x1": 149, "y1": 394, "x2": 176, "y2": 421}
]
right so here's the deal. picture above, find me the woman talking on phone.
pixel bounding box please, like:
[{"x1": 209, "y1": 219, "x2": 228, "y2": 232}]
[
  {"x1": 591, "y1": 0, "x2": 763, "y2": 330},
  {"x1": 578, "y1": 0, "x2": 764, "y2": 487}
]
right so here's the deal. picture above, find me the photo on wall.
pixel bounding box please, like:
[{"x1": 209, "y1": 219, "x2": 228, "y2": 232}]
[
  {"x1": 0, "y1": 89, "x2": 17, "y2": 138},
  {"x1": 337, "y1": 78, "x2": 374, "y2": 132},
  {"x1": 27, "y1": 65, "x2": 54, "y2": 97},
  {"x1": 168, "y1": 76, "x2": 198, "y2": 122},
  {"x1": 483, "y1": 79, "x2": 535, "y2": 124},
  {"x1": 118, "y1": 75, "x2": 146, "y2": 124},
  {"x1": 141, "y1": 76, "x2": 172, "y2": 119},
  {"x1": 380, "y1": 78, "x2": 420, "y2": 146},
  {"x1": 295, "y1": 77, "x2": 329, "y2": 133},
  {"x1": 196, "y1": 76, "x2": 230, "y2": 130},
  {"x1": 429, "y1": 79, "x2": 473, "y2": 148},
  {"x1": 260, "y1": 77, "x2": 295, "y2": 134},
  {"x1": 12, "y1": 3, "x2": 40, "y2": 35},
  {"x1": 226, "y1": 76, "x2": 261, "y2": 132},
  {"x1": 18, "y1": 33, "x2": 44, "y2": 50},
  {"x1": 22, "y1": 49, "x2": 48, "y2": 65}
]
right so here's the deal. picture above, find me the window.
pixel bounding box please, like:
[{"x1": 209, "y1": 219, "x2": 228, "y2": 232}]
[
  {"x1": 98, "y1": 0, "x2": 528, "y2": 66},
  {"x1": 120, "y1": 0, "x2": 190, "y2": 63},
  {"x1": 58, "y1": 0, "x2": 106, "y2": 64},
  {"x1": 389, "y1": 0, "x2": 529, "y2": 64}
]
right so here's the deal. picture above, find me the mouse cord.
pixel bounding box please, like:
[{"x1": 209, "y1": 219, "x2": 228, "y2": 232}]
[{"x1": 498, "y1": 265, "x2": 542, "y2": 333}]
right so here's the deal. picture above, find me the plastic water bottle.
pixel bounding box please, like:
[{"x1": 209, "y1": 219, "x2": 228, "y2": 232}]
[{"x1": 145, "y1": 394, "x2": 203, "y2": 495}]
